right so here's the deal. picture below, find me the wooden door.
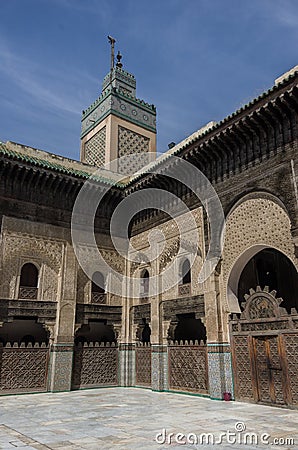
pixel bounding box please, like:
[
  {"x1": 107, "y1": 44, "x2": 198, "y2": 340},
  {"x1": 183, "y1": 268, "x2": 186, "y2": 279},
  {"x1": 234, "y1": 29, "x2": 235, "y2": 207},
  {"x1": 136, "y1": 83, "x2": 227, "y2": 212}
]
[{"x1": 253, "y1": 336, "x2": 286, "y2": 405}]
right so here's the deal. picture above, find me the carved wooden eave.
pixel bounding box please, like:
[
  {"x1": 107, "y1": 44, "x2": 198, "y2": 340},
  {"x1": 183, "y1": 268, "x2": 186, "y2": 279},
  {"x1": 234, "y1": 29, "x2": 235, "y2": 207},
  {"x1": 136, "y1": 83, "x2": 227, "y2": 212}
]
[
  {"x1": 126, "y1": 74, "x2": 298, "y2": 191},
  {"x1": 0, "y1": 153, "x2": 123, "y2": 232},
  {"x1": 0, "y1": 72, "x2": 297, "y2": 234},
  {"x1": 162, "y1": 294, "x2": 205, "y2": 322},
  {"x1": 0, "y1": 298, "x2": 57, "y2": 324},
  {"x1": 75, "y1": 303, "x2": 122, "y2": 325},
  {"x1": 125, "y1": 77, "x2": 298, "y2": 232}
]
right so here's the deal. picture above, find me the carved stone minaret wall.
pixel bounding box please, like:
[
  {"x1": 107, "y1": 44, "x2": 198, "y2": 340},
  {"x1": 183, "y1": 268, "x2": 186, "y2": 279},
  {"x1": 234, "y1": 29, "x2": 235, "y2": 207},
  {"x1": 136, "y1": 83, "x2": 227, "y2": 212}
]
[{"x1": 80, "y1": 45, "x2": 156, "y2": 173}]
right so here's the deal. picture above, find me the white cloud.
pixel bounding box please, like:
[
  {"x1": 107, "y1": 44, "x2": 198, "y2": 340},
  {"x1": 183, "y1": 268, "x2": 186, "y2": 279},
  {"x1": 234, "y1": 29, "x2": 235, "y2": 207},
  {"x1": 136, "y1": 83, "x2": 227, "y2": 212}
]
[
  {"x1": 0, "y1": 42, "x2": 94, "y2": 116},
  {"x1": 264, "y1": 0, "x2": 298, "y2": 28}
]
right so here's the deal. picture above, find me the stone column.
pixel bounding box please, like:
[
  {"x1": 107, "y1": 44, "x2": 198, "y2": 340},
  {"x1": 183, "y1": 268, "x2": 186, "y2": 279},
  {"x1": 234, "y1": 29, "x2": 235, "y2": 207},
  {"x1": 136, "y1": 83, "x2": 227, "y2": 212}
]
[
  {"x1": 151, "y1": 344, "x2": 167, "y2": 391},
  {"x1": 118, "y1": 342, "x2": 136, "y2": 387},
  {"x1": 204, "y1": 264, "x2": 233, "y2": 400},
  {"x1": 117, "y1": 257, "x2": 136, "y2": 387},
  {"x1": 48, "y1": 243, "x2": 77, "y2": 392},
  {"x1": 151, "y1": 316, "x2": 170, "y2": 391},
  {"x1": 113, "y1": 320, "x2": 134, "y2": 387},
  {"x1": 150, "y1": 242, "x2": 168, "y2": 391},
  {"x1": 207, "y1": 343, "x2": 233, "y2": 400}
]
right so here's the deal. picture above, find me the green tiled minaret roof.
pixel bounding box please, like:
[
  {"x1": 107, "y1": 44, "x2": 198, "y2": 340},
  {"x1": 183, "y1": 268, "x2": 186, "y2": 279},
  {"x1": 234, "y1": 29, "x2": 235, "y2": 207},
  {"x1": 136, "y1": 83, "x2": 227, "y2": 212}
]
[{"x1": 81, "y1": 56, "x2": 156, "y2": 139}]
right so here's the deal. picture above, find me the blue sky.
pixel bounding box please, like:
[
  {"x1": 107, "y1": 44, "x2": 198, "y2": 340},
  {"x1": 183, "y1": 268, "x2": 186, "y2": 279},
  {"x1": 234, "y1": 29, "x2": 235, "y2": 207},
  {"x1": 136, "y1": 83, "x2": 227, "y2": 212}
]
[{"x1": 0, "y1": 0, "x2": 298, "y2": 160}]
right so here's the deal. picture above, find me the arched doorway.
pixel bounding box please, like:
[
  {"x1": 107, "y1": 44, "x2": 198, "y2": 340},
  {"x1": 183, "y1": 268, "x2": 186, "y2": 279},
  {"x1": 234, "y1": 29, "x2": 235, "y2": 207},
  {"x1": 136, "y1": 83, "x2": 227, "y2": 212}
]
[
  {"x1": 174, "y1": 314, "x2": 206, "y2": 343},
  {"x1": 74, "y1": 320, "x2": 115, "y2": 345},
  {"x1": 237, "y1": 248, "x2": 298, "y2": 313},
  {"x1": 135, "y1": 317, "x2": 152, "y2": 388},
  {"x1": 228, "y1": 247, "x2": 298, "y2": 407},
  {"x1": 0, "y1": 319, "x2": 49, "y2": 346},
  {"x1": 167, "y1": 316, "x2": 208, "y2": 394}
]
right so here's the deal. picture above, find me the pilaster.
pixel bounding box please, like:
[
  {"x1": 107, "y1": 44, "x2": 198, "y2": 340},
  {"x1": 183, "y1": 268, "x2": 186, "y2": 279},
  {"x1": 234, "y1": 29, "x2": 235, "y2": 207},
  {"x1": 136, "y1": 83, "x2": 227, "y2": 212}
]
[
  {"x1": 204, "y1": 268, "x2": 233, "y2": 399},
  {"x1": 151, "y1": 344, "x2": 168, "y2": 391},
  {"x1": 118, "y1": 343, "x2": 135, "y2": 386},
  {"x1": 207, "y1": 343, "x2": 234, "y2": 400},
  {"x1": 48, "y1": 243, "x2": 77, "y2": 392}
]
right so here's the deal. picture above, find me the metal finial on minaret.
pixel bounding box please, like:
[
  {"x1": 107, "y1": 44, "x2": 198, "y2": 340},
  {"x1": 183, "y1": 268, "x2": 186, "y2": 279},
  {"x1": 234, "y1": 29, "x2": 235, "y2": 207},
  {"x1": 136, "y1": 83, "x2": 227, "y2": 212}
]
[
  {"x1": 108, "y1": 35, "x2": 116, "y2": 71},
  {"x1": 116, "y1": 51, "x2": 123, "y2": 68}
]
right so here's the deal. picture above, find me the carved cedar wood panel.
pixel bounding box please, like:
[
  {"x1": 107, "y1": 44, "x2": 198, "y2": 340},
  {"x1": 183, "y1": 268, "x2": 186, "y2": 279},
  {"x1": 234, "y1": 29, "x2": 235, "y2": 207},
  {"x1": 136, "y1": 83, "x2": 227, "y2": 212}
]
[
  {"x1": 232, "y1": 336, "x2": 254, "y2": 401},
  {"x1": 284, "y1": 334, "x2": 298, "y2": 405},
  {"x1": 168, "y1": 344, "x2": 208, "y2": 394},
  {"x1": 0, "y1": 346, "x2": 49, "y2": 394},
  {"x1": 135, "y1": 345, "x2": 151, "y2": 387},
  {"x1": 72, "y1": 345, "x2": 118, "y2": 388}
]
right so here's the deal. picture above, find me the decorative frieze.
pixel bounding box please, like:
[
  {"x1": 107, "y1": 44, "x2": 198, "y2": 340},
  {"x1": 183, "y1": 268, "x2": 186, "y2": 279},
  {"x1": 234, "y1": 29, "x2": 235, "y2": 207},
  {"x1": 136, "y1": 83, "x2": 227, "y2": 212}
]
[
  {"x1": 162, "y1": 295, "x2": 205, "y2": 322},
  {"x1": 0, "y1": 298, "x2": 57, "y2": 324},
  {"x1": 75, "y1": 303, "x2": 122, "y2": 325}
]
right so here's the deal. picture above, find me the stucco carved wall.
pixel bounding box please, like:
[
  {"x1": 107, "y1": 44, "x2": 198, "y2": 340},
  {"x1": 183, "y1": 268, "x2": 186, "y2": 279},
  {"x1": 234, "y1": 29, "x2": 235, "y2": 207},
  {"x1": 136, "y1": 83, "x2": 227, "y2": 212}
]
[
  {"x1": 222, "y1": 196, "x2": 298, "y2": 312},
  {"x1": 1, "y1": 230, "x2": 63, "y2": 301},
  {"x1": 129, "y1": 207, "x2": 204, "y2": 302}
]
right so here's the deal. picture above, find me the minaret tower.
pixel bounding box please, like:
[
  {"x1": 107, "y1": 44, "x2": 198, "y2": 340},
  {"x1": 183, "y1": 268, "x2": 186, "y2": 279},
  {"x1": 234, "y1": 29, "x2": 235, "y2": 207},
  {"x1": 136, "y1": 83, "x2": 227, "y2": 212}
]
[{"x1": 80, "y1": 37, "x2": 156, "y2": 173}]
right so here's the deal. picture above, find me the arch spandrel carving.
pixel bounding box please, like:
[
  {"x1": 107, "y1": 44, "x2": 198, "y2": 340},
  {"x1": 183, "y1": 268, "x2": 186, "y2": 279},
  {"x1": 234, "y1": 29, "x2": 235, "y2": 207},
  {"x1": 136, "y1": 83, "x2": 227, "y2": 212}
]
[
  {"x1": 223, "y1": 196, "x2": 298, "y2": 312},
  {"x1": 3, "y1": 232, "x2": 63, "y2": 271},
  {"x1": 224, "y1": 198, "x2": 296, "y2": 280}
]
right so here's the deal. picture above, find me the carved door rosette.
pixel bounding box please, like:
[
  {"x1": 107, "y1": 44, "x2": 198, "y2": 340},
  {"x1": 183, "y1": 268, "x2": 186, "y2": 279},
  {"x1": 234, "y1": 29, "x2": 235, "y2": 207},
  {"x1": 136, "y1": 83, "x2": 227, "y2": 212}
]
[{"x1": 240, "y1": 286, "x2": 284, "y2": 320}]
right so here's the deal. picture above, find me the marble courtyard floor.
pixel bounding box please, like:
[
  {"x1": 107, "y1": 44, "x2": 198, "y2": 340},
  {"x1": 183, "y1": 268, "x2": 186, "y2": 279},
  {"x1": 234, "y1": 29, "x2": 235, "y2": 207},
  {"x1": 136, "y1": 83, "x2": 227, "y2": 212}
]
[{"x1": 0, "y1": 388, "x2": 297, "y2": 449}]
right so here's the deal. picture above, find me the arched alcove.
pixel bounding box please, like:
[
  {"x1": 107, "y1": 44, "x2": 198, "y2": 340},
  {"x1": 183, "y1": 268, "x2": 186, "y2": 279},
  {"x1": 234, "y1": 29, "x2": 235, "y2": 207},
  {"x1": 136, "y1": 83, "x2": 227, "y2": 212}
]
[
  {"x1": 180, "y1": 258, "x2": 191, "y2": 285},
  {"x1": 141, "y1": 318, "x2": 151, "y2": 343},
  {"x1": 74, "y1": 320, "x2": 115, "y2": 344},
  {"x1": 91, "y1": 271, "x2": 105, "y2": 294},
  {"x1": 0, "y1": 319, "x2": 49, "y2": 346},
  {"x1": 238, "y1": 248, "x2": 298, "y2": 312},
  {"x1": 174, "y1": 314, "x2": 206, "y2": 343},
  {"x1": 19, "y1": 263, "x2": 39, "y2": 299},
  {"x1": 228, "y1": 247, "x2": 298, "y2": 313},
  {"x1": 20, "y1": 263, "x2": 39, "y2": 287},
  {"x1": 140, "y1": 269, "x2": 149, "y2": 298}
]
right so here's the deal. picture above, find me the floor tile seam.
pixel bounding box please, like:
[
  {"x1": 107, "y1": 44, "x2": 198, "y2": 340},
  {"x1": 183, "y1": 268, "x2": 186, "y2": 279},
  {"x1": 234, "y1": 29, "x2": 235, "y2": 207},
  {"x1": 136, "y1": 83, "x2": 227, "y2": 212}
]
[{"x1": 0, "y1": 425, "x2": 53, "y2": 450}]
